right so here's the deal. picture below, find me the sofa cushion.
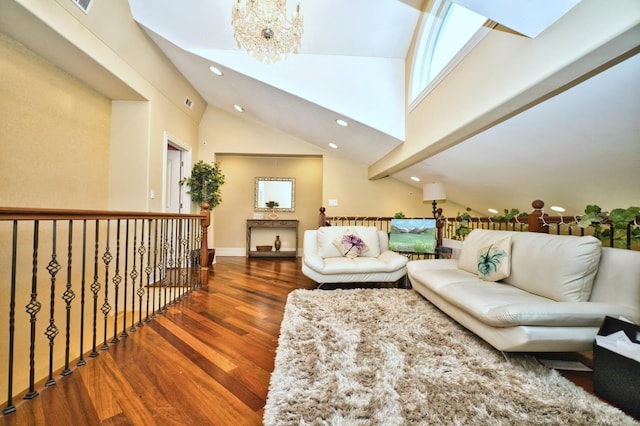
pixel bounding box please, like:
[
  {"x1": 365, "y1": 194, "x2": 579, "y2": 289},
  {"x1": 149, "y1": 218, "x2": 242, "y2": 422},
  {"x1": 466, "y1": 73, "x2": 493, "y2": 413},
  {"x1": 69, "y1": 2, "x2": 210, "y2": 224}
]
[
  {"x1": 333, "y1": 231, "x2": 368, "y2": 258},
  {"x1": 477, "y1": 236, "x2": 511, "y2": 281},
  {"x1": 408, "y1": 267, "x2": 479, "y2": 292},
  {"x1": 435, "y1": 281, "x2": 622, "y2": 327},
  {"x1": 320, "y1": 253, "x2": 407, "y2": 274},
  {"x1": 506, "y1": 232, "x2": 601, "y2": 302},
  {"x1": 459, "y1": 230, "x2": 601, "y2": 302},
  {"x1": 459, "y1": 230, "x2": 513, "y2": 274},
  {"x1": 317, "y1": 226, "x2": 381, "y2": 258}
]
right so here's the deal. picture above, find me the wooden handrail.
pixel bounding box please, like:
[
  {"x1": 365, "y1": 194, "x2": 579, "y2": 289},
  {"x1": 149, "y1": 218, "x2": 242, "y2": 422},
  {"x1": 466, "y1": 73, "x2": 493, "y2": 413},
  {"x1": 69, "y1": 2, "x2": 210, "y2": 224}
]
[
  {"x1": 0, "y1": 207, "x2": 207, "y2": 221},
  {"x1": 318, "y1": 199, "x2": 640, "y2": 250}
]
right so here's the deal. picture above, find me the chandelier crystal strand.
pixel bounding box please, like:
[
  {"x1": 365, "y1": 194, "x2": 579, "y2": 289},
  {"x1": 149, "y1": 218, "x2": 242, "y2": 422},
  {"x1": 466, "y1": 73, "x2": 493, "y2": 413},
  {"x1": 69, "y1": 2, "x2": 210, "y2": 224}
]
[{"x1": 232, "y1": 0, "x2": 303, "y2": 63}]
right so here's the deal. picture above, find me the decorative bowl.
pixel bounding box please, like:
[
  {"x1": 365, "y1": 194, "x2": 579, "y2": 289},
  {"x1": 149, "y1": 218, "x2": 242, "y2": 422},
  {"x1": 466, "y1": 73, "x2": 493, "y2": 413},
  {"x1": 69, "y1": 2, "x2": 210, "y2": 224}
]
[{"x1": 256, "y1": 245, "x2": 273, "y2": 252}]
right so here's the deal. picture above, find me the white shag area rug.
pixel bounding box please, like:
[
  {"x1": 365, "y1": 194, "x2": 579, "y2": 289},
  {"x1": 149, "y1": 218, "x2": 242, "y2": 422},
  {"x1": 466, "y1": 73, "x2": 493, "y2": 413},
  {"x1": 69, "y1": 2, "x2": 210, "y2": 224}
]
[{"x1": 264, "y1": 289, "x2": 639, "y2": 425}]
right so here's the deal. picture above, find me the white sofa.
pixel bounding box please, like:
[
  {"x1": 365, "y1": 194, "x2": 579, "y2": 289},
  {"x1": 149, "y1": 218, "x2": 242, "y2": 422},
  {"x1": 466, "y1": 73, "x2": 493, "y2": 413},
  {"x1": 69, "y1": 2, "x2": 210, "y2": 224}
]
[
  {"x1": 407, "y1": 229, "x2": 640, "y2": 352},
  {"x1": 302, "y1": 226, "x2": 409, "y2": 285}
]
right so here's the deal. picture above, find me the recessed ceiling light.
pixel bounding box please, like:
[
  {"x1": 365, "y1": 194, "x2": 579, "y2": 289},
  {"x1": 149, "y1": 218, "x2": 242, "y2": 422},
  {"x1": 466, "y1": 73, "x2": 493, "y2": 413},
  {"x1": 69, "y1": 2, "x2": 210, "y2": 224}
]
[
  {"x1": 336, "y1": 119, "x2": 349, "y2": 127},
  {"x1": 550, "y1": 205, "x2": 566, "y2": 212},
  {"x1": 209, "y1": 65, "x2": 223, "y2": 76},
  {"x1": 488, "y1": 208, "x2": 498, "y2": 214},
  {"x1": 234, "y1": 104, "x2": 244, "y2": 112},
  {"x1": 410, "y1": 176, "x2": 421, "y2": 182},
  {"x1": 329, "y1": 143, "x2": 338, "y2": 149}
]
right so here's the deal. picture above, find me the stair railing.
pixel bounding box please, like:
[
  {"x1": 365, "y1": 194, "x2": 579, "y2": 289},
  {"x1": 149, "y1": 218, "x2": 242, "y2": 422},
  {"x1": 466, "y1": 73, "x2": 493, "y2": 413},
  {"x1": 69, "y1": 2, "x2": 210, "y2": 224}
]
[{"x1": 0, "y1": 206, "x2": 211, "y2": 415}]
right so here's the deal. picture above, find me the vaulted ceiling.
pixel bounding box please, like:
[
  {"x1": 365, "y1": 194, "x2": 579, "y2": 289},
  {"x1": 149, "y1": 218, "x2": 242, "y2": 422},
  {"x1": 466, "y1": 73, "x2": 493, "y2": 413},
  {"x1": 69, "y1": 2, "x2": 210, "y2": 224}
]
[
  {"x1": 127, "y1": 0, "x2": 640, "y2": 215},
  {"x1": 2, "y1": 0, "x2": 638, "y2": 216}
]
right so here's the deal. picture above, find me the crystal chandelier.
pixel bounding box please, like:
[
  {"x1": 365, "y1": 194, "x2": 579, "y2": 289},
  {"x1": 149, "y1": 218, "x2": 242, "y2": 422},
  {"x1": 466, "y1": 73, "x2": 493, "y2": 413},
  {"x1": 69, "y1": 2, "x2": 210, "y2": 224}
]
[{"x1": 232, "y1": 0, "x2": 304, "y2": 63}]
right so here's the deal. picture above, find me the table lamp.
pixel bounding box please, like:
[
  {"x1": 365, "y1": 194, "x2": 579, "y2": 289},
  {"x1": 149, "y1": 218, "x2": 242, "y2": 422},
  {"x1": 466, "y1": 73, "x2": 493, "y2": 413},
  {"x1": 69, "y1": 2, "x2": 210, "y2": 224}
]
[{"x1": 423, "y1": 183, "x2": 447, "y2": 217}]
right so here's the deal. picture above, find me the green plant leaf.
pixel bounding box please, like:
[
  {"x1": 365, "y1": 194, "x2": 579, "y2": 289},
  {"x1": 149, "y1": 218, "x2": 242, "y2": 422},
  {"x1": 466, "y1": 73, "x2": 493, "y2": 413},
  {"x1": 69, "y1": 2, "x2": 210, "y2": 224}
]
[
  {"x1": 609, "y1": 207, "x2": 640, "y2": 229},
  {"x1": 180, "y1": 160, "x2": 225, "y2": 207}
]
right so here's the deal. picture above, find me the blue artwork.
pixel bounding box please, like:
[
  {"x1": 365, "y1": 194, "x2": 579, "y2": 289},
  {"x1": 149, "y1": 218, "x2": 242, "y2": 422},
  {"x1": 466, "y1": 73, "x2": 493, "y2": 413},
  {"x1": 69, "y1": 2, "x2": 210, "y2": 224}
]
[{"x1": 389, "y1": 219, "x2": 437, "y2": 254}]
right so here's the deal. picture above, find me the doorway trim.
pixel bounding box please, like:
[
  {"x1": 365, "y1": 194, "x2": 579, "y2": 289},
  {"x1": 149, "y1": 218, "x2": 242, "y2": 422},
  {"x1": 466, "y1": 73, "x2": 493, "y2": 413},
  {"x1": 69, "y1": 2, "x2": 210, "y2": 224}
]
[{"x1": 162, "y1": 131, "x2": 192, "y2": 213}]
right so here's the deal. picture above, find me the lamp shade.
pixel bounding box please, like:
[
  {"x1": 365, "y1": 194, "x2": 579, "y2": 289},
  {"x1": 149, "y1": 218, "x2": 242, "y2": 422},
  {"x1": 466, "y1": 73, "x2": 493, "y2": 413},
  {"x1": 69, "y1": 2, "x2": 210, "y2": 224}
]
[{"x1": 422, "y1": 183, "x2": 446, "y2": 201}]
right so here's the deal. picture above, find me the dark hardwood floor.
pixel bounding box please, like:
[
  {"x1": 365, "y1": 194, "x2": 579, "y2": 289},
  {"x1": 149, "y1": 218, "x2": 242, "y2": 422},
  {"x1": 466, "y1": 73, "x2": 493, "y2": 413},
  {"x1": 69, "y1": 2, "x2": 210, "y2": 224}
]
[{"x1": 0, "y1": 257, "x2": 598, "y2": 425}]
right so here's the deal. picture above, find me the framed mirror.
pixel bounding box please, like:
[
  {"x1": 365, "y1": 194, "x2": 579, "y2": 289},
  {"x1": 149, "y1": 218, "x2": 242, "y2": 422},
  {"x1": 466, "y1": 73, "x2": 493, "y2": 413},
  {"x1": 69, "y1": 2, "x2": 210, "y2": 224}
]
[{"x1": 255, "y1": 177, "x2": 295, "y2": 212}]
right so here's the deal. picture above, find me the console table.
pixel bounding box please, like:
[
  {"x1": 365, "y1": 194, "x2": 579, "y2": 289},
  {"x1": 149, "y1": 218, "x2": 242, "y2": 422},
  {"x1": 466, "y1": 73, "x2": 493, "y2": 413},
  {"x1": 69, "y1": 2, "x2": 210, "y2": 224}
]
[{"x1": 246, "y1": 219, "x2": 299, "y2": 258}]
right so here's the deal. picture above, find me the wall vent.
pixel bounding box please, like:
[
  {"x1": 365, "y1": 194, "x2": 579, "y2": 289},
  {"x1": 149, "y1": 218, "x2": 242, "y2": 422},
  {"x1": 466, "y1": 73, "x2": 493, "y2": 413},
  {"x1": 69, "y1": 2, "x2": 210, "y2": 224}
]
[
  {"x1": 184, "y1": 97, "x2": 194, "y2": 110},
  {"x1": 71, "y1": 0, "x2": 94, "y2": 14}
]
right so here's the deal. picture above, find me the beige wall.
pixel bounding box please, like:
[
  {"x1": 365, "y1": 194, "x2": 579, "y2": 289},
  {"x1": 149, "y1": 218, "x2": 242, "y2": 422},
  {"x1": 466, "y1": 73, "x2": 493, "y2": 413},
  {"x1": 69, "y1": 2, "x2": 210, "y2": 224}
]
[
  {"x1": 2, "y1": 0, "x2": 204, "y2": 212},
  {"x1": 199, "y1": 105, "x2": 463, "y2": 253},
  {"x1": 0, "y1": 33, "x2": 111, "y2": 209},
  {"x1": 215, "y1": 155, "x2": 322, "y2": 254},
  {"x1": 322, "y1": 151, "x2": 471, "y2": 218}
]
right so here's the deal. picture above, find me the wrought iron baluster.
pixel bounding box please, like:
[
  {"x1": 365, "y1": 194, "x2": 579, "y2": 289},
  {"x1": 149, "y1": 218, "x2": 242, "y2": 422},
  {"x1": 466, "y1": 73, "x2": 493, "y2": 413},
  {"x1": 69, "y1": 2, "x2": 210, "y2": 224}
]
[
  {"x1": 174, "y1": 219, "x2": 182, "y2": 297},
  {"x1": 144, "y1": 219, "x2": 152, "y2": 322},
  {"x1": 151, "y1": 218, "x2": 159, "y2": 317},
  {"x1": 195, "y1": 218, "x2": 202, "y2": 289},
  {"x1": 194, "y1": 218, "x2": 202, "y2": 289},
  {"x1": 129, "y1": 220, "x2": 138, "y2": 333},
  {"x1": 176, "y1": 218, "x2": 183, "y2": 298},
  {"x1": 111, "y1": 219, "x2": 122, "y2": 344},
  {"x1": 180, "y1": 218, "x2": 189, "y2": 294},
  {"x1": 195, "y1": 219, "x2": 203, "y2": 289},
  {"x1": 101, "y1": 220, "x2": 113, "y2": 350},
  {"x1": 44, "y1": 220, "x2": 61, "y2": 388},
  {"x1": 167, "y1": 218, "x2": 175, "y2": 270},
  {"x1": 89, "y1": 220, "x2": 100, "y2": 358},
  {"x1": 170, "y1": 218, "x2": 178, "y2": 304},
  {"x1": 186, "y1": 219, "x2": 193, "y2": 291},
  {"x1": 187, "y1": 218, "x2": 195, "y2": 291},
  {"x1": 121, "y1": 219, "x2": 130, "y2": 338},
  {"x1": 166, "y1": 219, "x2": 173, "y2": 300},
  {"x1": 24, "y1": 220, "x2": 41, "y2": 400},
  {"x1": 186, "y1": 218, "x2": 192, "y2": 289},
  {"x1": 160, "y1": 218, "x2": 169, "y2": 313},
  {"x1": 61, "y1": 220, "x2": 76, "y2": 376},
  {"x1": 153, "y1": 219, "x2": 164, "y2": 313},
  {"x1": 137, "y1": 220, "x2": 146, "y2": 327},
  {"x1": 3, "y1": 221, "x2": 19, "y2": 415},
  {"x1": 77, "y1": 220, "x2": 88, "y2": 367},
  {"x1": 176, "y1": 218, "x2": 183, "y2": 300}
]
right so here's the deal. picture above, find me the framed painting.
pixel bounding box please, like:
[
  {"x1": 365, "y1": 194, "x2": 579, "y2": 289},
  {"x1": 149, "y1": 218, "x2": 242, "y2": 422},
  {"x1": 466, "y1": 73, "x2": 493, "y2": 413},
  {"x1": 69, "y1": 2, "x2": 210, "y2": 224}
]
[{"x1": 389, "y1": 219, "x2": 437, "y2": 254}]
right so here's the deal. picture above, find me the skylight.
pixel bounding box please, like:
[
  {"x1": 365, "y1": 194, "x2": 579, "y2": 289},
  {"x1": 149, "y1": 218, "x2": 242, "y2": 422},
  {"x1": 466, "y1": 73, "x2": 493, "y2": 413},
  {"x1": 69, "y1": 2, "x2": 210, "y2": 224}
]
[{"x1": 409, "y1": 0, "x2": 489, "y2": 109}]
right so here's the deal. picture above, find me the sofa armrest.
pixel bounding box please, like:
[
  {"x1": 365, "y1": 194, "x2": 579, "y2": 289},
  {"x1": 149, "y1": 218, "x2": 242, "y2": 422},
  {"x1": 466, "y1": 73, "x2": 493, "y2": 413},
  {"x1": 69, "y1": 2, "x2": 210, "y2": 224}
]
[
  {"x1": 377, "y1": 250, "x2": 409, "y2": 270},
  {"x1": 303, "y1": 253, "x2": 326, "y2": 273}
]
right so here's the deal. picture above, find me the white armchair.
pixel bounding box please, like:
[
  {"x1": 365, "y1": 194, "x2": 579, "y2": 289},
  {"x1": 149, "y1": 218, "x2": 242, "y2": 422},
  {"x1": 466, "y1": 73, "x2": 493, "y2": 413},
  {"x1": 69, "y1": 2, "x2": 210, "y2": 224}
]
[{"x1": 302, "y1": 226, "x2": 409, "y2": 285}]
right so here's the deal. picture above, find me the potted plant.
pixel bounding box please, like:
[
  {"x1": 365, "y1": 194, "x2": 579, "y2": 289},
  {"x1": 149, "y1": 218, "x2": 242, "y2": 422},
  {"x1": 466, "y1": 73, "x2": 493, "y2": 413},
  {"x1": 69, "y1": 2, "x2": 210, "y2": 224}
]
[
  {"x1": 180, "y1": 160, "x2": 225, "y2": 209},
  {"x1": 265, "y1": 200, "x2": 279, "y2": 219},
  {"x1": 180, "y1": 160, "x2": 225, "y2": 265}
]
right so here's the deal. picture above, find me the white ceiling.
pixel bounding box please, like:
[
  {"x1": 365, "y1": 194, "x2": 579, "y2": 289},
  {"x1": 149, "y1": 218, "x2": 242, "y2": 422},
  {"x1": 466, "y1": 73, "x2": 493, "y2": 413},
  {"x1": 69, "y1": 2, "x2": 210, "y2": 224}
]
[
  {"x1": 451, "y1": 0, "x2": 581, "y2": 37},
  {"x1": 3, "y1": 0, "x2": 636, "y2": 216},
  {"x1": 127, "y1": 0, "x2": 640, "y2": 216}
]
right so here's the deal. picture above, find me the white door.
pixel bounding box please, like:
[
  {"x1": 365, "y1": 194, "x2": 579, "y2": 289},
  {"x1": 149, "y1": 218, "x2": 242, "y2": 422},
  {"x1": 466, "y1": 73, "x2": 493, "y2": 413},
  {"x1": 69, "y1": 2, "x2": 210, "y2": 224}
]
[{"x1": 166, "y1": 148, "x2": 183, "y2": 213}]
